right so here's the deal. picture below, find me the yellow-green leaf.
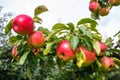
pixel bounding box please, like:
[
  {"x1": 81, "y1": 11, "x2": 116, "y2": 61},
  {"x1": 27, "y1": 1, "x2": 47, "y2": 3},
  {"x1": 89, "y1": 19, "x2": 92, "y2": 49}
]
[
  {"x1": 5, "y1": 19, "x2": 13, "y2": 35},
  {"x1": 19, "y1": 51, "x2": 29, "y2": 65}
]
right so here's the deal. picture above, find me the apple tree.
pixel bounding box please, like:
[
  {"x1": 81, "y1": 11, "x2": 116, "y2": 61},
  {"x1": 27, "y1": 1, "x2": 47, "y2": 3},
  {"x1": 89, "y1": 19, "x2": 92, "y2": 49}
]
[{"x1": 4, "y1": 0, "x2": 120, "y2": 80}]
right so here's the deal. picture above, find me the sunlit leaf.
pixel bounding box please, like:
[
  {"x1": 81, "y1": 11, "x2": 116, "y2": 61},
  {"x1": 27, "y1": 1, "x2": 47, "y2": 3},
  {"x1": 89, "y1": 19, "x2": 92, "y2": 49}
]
[
  {"x1": 76, "y1": 51, "x2": 84, "y2": 68},
  {"x1": 19, "y1": 51, "x2": 29, "y2": 65},
  {"x1": 92, "y1": 40, "x2": 100, "y2": 55},
  {"x1": 5, "y1": 19, "x2": 13, "y2": 35},
  {"x1": 43, "y1": 42, "x2": 55, "y2": 55}
]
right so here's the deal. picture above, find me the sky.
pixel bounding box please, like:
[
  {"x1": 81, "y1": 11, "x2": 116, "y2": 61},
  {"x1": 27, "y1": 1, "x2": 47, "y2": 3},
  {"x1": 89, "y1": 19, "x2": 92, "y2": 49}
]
[{"x1": 0, "y1": 0, "x2": 120, "y2": 40}]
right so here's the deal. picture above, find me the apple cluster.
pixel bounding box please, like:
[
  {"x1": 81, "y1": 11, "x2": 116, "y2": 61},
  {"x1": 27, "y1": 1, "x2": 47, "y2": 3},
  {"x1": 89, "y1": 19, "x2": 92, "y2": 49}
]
[
  {"x1": 12, "y1": 14, "x2": 45, "y2": 56},
  {"x1": 89, "y1": 0, "x2": 120, "y2": 18},
  {"x1": 10, "y1": 12, "x2": 116, "y2": 72},
  {"x1": 56, "y1": 39, "x2": 114, "y2": 71}
]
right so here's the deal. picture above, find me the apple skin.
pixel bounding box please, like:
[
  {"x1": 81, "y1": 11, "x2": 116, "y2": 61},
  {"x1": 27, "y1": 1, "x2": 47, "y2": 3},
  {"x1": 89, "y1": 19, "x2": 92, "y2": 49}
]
[
  {"x1": 12, "y1": 14, "x2": 34, "y2": 35},
  {"x1": 108, "y1": 0, "x2": 120, "y2": 6},
  {"x1": 12, "y1": 45, "x2": 18, "y2": 57},
  {"x1": 76, "y1": 46, "x2": 96, "y2": 68},
  {"x1": 27, "y1": 31, "x2": 45, "y2": 48},
  {"x1": 98, "y1": 7, "x2": 110, "y2": 16},
  {"x1": 99, "y1": 42, "x2": 107, "y2": 56},
  {"x1": 89, "y1": 1, "x2": 100, "y2": 12},
  {"x1": 80, "y1": 46, "x2": 96, "y2": 67},
  {"x1": 56, "y1": 40, "x2": 76, "y2": 61},
  {"x1": 101, "y1": 57, "x2": 114, "y2": 71}
]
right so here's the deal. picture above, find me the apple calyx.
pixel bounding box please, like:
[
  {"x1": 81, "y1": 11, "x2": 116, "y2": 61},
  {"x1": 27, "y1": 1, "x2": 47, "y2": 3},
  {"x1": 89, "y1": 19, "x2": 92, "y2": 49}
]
[
  {"x1": 32, "y1": 48, "x2": 41, "y2": 58},
  {"x1": 27, "y1": 31, "x2": 45, "y2": 48},
  {"x1": 89, "y1": 1, "x2": 100, "y2": 12},
  {"x1": 101, "y1": 57, "x2": 114, "y2": 71},
  {"x1": 12, "y1": 14, "x2": 34, "y2": 35},
  {"x1": 56, "y1": 40, "x2": 76, "y2": 61},
  {"x1": 76, "y1": 46, "x2": 96, "y2": 68}
]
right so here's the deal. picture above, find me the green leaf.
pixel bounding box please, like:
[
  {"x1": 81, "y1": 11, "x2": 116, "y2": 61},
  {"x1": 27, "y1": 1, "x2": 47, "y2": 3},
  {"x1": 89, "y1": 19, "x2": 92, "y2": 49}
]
[
  {"x1": 9, "y1": 35, "x2": 22, "y2": 45},
  {"x1": 38, "y1": 27, "x2": 51, "y2": 36},
  {"x1": 69, "y1": 36, "x2": 79, "y2": 50},
  {"x1": 92, "y1": 33, "x2": 102, "y2": 41},
  {"x1": 77, "y1": 18, "x2": 98, "y2": 28},
  {"x1": 79, "y1": 26, "x2": 92, "y2": 39},
  {"x1": 5, "y1": 19, "x2": 13, "y2": 35},
  {"x1": 48, "y1": 26, "x2": 69, "y2": 41},
  {"x1": 19, "y1": 51, "x2": 29, "y2": 65},
  {"x1": 83, "y1": 37, "x2": 93, "y2": 51},
  {"x1": 34, "y1": 5, "x2": 48, "y2": 16},
  {"x1": 66, "y1": 22, "x2": 75, "y2": 31},
  {"x1": 26, "y1": 64, "x2": 32, "y2": 80},
  {"x1": 33, "y1": 16, "x2": 42, "y2": 24},
  {"x1": 43, "y1": 42, "x2": 55, "y2": 55},
  {"x1": 52, "y1": 23, "x2": 68, "y2": 30}
]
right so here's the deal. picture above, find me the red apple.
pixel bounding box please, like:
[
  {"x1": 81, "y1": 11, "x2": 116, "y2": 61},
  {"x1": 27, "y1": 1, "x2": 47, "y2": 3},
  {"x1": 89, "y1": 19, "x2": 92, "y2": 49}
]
[
  {"x1": 12, "y1": 45, "x2": 18, "y2": 57},
  {"x1": 27, "y1": 31, "x2": 45, "y2": 48},
  {"x1": 93, "y1": 41, "x2": 107, "y2": 56},
  {"x1": 89, "y1": 1, "x2": 100, "y2": 12},
  {"x1": 12, "y1": 14, "x2": 34, "y2": 35},
  {"x1": 99, "y1": 42, "x2": 107, "y2": 56},
  {"x1": 76, "y1": 46, "x2": 96, "y2": 67},
  {"x1": 98, "y1": 7, "x2": 110, "y2": 16},
  {"x1": 101, "y1": 57, "x2": 114, "y2": 70},
  {"x1": 108, "y1": 0, "x2": 120, "y2": 6},
  {"x1": 56, "y1": 40, "x2": 76, "y2": 61}
]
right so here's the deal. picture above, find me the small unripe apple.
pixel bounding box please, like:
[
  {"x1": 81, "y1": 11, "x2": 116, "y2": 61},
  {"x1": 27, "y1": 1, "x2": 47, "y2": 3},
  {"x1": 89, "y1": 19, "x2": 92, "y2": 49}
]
[
  {"x1": 12, "y1": 45, "x2": 18, "y2": 57},
  {"x1": 12, "y1": 14, "x2": 34, "y2": 35},
  {"x1": 27, "y1": 31, "x2": 45, "y2": 48},
  {"x1": 108, "y1": 0, "x2": 120, "y2": 6},
  {"x1": 76, "y1": 46, "x2": 96, "y2": 67},
  {"x1": 89, "y1": 1, "x2": 100, "y2": 12},
  {"x1": 101, "y1": 57, "x2": 114, "y2": 71},
  {"x1": 98, "y1": 7, "x2": 110, "y2": 16},
  {"x1": 56, "y1": 40, "x2": 76, "y2": 61}
]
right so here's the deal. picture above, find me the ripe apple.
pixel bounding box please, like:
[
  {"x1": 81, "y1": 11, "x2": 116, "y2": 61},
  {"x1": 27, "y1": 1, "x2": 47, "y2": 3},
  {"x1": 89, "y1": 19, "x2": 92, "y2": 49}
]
[
  {"x1": 76, "y1": 46, "x2": 96, "y2": 68},
  {"x1": 12, "y1": 45, "x2": 18, "y2": 57},
  {"x1": 12, "y1": 14, "x2": 34, "y2": 35},
  {"x1": 93, "y1": 41, "x2": 107, "y2": 56},
  {"x1": 89, "y1": 1, "x2": 100, "y2": 12},
  {"x1": 108, "y1": 0, "x2": 120, "y2": 6},
  {"x1": 99, "y1": 42, "x2": 107, "y2": 56},
  {"x1": 98, "y1": 7, "x2": 110, "y2": 16},
  {"x1": 56, "y1": 40, "x2": 76, "y2": 61},
  {"x1": 27, "y1": 31, "x2": 45, "y2": 48},
  {"x1": 101, "y1": 57, "x2": 114, "y2": 71}
]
